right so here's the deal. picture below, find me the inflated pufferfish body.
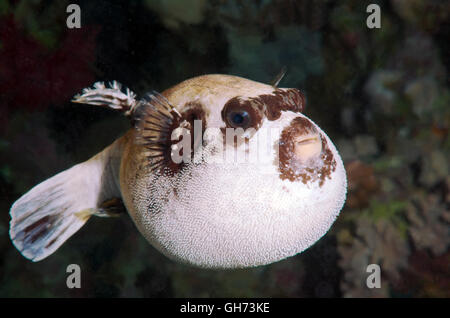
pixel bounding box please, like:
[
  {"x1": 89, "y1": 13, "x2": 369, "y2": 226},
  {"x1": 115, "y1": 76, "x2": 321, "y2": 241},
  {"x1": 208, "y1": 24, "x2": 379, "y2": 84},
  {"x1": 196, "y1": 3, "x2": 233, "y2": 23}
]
[{"x1": 9, "y1": 74, "x2": 347, "y2": 268}]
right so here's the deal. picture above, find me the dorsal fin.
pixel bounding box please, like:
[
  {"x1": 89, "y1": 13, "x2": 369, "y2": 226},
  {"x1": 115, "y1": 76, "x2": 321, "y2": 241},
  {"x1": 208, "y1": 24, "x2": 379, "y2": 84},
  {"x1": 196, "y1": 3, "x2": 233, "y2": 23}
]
[
  {"x1": 72, "y1": 81, "x2": 138, "y2": 116},
  {"x1": 73, "y1": 83, "x2": 184, "y2": 172},
  {"x1": 270, "y1": 66, "x2": 287, "y2": 87}
]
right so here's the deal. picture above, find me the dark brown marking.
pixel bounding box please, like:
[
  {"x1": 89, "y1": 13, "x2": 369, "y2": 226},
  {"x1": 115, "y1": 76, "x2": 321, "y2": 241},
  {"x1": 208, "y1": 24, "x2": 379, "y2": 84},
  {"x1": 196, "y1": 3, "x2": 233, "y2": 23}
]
[
  {"x1": 221, "y1": 96, "x2": 265, "y2": 131},
  {"x1": 221, "y1": 88, "x2": 305, "y2": 134},
  {"x1": 278, "y1": 117, "x2": 336, "y2": 186},
  {"x1": 45, "y1": 222, "x2": 71, "y2": 249},
  {"x1": 219, "y1": 88, "x2": 305, "y2": 152},
  {"x1": 181, "y1": 101, "x2": 207, "y2": 156},
  {"x1": 23, "y1": 215, "x2": 51, "y2": 235},
  {"x1": 182, "y1": 101, "x2": 207, "y2": 124},
  {"x1": 255, "y1": 88, "x2": 305, "y2": 121},
  {"x1": 139, "y1": 101, "x2": 210, "y2": 176},
  {"x1": 22, "y1": 214, "x2": 58, "y2": 244},
  {"x1": 45, "y1": 237, "x2": 59, "y2": 249}
]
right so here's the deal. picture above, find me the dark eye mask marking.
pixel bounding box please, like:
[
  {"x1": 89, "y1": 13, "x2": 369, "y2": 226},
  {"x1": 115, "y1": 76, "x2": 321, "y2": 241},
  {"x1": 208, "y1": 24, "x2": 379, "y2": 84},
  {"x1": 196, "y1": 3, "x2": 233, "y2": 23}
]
[
  {"x1": 180, "y1": 101, "x2": 207, "y2": 157},
  {"x1": 221, "y1": 88, "x2": 306, "y2": 132},
  {"x1": 258, "y1": 88, "x2": 305, "y2": 121},
  {"x1": 221, "y1": 96, "x2": 265, "y2": 131}
]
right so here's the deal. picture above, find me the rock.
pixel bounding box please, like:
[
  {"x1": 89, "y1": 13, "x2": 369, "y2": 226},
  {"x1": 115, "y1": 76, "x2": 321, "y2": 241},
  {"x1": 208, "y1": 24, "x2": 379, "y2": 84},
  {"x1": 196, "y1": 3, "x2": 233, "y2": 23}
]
[
  {"x1": 419, "y1": 150, "x2": 449, "y2": 187},
  {"x1": 406, "y1": 192, "x2": 450, "y2": 256},
  {"x1": 404, "y1": 76, "x2": 439, "y2": 117},
  {"x1": 338, "y1": 217, "x2": 410, "y2": 297}
]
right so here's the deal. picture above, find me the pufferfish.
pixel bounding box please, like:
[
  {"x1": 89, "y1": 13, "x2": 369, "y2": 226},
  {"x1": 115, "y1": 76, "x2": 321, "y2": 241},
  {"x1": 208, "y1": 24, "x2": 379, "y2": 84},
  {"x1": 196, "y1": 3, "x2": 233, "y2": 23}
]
[{"x1": 9, "y1": 74, "x2": 347, "y2": 268}]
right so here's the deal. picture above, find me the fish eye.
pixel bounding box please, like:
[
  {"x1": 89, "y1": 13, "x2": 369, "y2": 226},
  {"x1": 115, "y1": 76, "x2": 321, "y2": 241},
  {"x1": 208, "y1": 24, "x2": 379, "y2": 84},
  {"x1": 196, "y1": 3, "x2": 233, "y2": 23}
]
[{"x1": 226, "y1": 110, "x2": 251, "y2": 128}]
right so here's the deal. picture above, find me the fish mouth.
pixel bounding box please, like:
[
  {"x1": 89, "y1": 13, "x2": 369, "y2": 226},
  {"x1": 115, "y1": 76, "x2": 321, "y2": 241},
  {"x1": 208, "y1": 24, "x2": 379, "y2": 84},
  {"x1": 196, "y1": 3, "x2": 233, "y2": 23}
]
[
  {"x1": 293, "y1": 133, "x2": 323, "y2": 163},
  {"x1": 295, "y1": 135, "x2": 319, "y2": 145}
]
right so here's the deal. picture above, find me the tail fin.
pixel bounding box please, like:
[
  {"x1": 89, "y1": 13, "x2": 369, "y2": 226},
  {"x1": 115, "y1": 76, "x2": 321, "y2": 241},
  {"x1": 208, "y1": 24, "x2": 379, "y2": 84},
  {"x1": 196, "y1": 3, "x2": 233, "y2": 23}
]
[{"x1": 9, "y1": 139, "x2": 124, "y2": 262}]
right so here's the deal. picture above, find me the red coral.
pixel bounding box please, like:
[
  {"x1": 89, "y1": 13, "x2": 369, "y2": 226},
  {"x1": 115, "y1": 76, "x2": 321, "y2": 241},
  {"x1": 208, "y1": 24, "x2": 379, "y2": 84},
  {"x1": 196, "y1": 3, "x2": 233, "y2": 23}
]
[{"x1": 0, "y1": 16, "x2": 99, "y2": 123}]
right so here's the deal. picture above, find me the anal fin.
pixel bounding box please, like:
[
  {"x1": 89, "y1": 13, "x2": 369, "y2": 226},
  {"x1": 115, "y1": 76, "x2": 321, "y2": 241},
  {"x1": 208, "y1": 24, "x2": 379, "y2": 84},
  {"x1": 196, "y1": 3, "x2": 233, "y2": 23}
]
[{"x1": 94, "y1": 198, "x2": 126, "y2": 217}]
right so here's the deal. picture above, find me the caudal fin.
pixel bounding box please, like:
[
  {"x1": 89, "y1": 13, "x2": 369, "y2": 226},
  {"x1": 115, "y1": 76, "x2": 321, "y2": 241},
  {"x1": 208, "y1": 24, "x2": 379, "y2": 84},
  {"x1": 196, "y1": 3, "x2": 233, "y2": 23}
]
[{"x1": 9, "y1": 140, "x2": 124, "y2": 262}]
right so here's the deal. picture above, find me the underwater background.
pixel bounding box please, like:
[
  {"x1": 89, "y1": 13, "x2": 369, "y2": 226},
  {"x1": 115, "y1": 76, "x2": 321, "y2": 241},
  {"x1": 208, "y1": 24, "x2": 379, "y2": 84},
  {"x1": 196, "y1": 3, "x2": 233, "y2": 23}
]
[{"x1": 0, "y1": 0, "x2": 448, "y2": 297}]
